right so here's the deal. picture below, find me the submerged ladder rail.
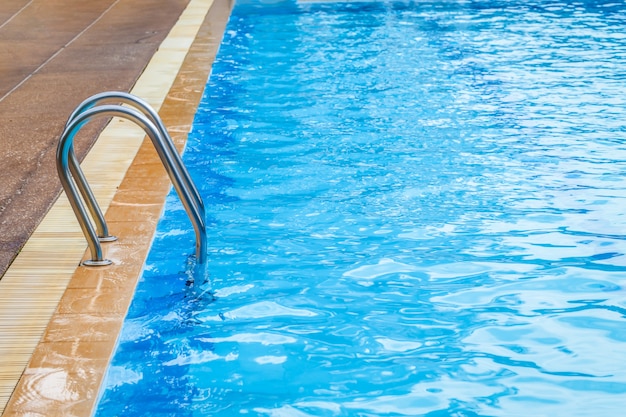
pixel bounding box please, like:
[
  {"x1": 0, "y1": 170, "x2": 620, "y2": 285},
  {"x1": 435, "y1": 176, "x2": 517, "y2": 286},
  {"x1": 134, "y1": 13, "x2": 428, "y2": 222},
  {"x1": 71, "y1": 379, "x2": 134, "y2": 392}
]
[{"x1": 57, "y1": 95, "x2": 206, "y2": 266}]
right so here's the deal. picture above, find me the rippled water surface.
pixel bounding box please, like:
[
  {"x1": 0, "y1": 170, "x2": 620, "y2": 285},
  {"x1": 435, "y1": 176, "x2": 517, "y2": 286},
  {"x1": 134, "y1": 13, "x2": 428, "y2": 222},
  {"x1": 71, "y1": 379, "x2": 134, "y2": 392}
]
[{"x1": 96, "y1": 1, "x2": 626, "y2": 415}]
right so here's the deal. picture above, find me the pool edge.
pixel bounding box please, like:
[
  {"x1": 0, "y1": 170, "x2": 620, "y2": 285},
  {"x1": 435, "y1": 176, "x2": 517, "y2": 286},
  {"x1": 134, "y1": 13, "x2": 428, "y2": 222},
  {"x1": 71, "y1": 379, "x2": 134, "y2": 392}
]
[{"x1": 0, "y1": 0, "x2": 232, "y2": 415}]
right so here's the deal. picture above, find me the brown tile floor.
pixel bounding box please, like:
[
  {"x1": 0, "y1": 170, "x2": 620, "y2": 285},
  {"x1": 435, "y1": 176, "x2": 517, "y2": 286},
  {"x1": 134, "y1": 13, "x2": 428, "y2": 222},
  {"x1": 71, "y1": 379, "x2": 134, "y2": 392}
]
[
  {"x1": 0, "y1": 0, "x2": 232, "y2": 414},
  {"x1": 0, "y1": 0, "x2": 191, "y2": 277}
]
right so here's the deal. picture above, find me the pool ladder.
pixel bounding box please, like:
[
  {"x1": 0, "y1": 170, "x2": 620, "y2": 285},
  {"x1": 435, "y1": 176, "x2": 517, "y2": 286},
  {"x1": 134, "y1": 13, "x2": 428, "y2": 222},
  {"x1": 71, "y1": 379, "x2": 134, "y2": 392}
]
[{"x1": 56, "y1": 91, "x2": 206, "y2": 266}]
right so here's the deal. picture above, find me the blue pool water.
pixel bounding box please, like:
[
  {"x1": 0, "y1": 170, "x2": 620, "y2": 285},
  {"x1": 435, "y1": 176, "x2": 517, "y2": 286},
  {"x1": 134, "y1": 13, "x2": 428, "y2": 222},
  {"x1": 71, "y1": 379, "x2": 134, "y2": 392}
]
[{"x1": 96, "y1": 0, "x2": 626, "y2": 415}]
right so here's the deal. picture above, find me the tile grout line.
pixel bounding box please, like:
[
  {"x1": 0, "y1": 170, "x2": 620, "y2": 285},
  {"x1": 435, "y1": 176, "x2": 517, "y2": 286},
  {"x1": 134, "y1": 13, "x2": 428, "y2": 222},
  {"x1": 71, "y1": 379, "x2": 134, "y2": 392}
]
[
  {"x1": 0, "y1": 0, "x2": 122, "y2": 104},
  {"x1": 0, "y1": 0, "x2": 35, "y2": 31}
]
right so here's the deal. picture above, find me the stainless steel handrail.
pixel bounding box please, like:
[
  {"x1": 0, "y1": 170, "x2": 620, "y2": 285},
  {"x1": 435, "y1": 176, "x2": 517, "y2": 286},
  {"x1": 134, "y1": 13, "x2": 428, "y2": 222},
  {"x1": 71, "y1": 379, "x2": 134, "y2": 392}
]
[
  {"x1": 62, "y1": 91, "x2": 205, "y2": 245},
  {"x1": 57, "y1": 101, "x2": 206, "y2": 266},
  {"x1": 67, "y1": 91, "x2": 205, "y2": 222}
]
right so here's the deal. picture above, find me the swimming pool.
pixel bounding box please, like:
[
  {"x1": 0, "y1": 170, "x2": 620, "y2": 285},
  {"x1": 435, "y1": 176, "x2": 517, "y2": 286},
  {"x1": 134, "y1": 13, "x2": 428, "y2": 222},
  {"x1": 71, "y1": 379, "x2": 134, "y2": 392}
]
[{"x1": 95, "y1": 0, "x2": 626, "y2": 415}]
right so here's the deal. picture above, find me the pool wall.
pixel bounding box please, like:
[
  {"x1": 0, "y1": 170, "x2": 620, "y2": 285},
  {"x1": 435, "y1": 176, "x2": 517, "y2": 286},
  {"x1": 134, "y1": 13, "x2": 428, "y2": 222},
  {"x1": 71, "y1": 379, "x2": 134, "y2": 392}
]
[{"x1": 0, "y1": 0, "x2": 232, "y2": 415}]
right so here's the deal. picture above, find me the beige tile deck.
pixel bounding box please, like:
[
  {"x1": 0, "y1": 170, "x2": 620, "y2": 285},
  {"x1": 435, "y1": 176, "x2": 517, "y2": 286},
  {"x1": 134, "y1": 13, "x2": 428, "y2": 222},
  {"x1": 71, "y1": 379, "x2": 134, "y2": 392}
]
[{"x1": 0, "y1": 0, "x2": 231, "y2": 414}]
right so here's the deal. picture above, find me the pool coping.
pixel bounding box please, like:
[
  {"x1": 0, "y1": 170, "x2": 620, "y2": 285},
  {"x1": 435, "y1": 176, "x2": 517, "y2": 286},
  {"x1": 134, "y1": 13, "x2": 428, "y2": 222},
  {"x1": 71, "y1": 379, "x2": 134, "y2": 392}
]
[{"x1": 0, "y1": 0, "x2": 232, "y2": 414}]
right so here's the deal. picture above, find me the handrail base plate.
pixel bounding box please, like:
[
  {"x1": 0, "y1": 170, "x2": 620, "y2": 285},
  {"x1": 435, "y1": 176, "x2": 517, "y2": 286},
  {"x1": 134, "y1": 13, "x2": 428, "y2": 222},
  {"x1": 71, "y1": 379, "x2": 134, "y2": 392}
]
[{"x1": 82, "y1": 259, "x2": 113, "y2": 267}]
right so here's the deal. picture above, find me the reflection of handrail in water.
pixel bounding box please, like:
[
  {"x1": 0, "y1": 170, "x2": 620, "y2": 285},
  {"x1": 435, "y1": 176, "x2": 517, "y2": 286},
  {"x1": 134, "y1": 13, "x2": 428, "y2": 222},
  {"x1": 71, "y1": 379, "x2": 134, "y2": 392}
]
[{"x1": 57, "y1": 98, "x2": 206, "y2": 266}]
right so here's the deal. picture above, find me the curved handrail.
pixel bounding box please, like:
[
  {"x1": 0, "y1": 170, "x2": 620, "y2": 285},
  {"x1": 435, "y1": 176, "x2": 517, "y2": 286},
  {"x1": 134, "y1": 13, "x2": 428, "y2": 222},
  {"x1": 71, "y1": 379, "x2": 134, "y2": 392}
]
[
  {"x1": 57, "y1": 104, "x2": 206, "y2": 266},
  {"x1": 64, "y1": 91, "x2": 204, "y2": 243},
  {"x1": 68, "y1": 91, "x2": 204, "y2": 217},
  {"x1": 68, "y1": 150, "x2": 116, "y2": 242}
]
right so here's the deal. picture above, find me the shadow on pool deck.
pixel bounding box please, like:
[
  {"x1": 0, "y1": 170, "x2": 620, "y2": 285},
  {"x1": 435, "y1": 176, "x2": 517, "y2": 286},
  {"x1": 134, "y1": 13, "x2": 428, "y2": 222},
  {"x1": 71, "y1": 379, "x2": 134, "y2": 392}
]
[{"x1": 0, "y1": 0, "x2": 192, "y2": 278}]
